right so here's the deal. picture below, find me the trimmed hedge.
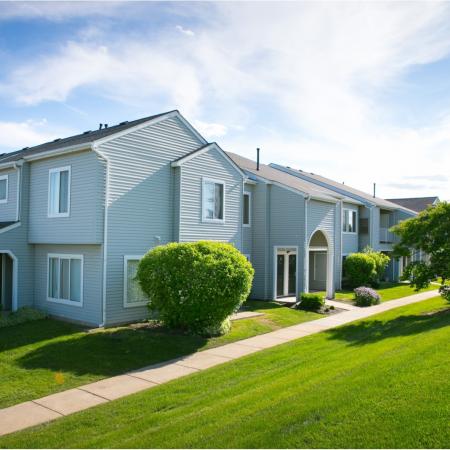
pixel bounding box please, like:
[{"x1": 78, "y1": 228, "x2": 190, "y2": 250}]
[
  {"x1": 354, "y1": 286, "x2": 381, "y2": 306},
  {"x1": 298, "y1": 293, "x2": 324, "y2": 311},
  {"x1": 344, "y1": 253, "x2": 377, "y2": 288},
  {"x1": 136, "y1": 241, "x2": 254, "y2": 335}
]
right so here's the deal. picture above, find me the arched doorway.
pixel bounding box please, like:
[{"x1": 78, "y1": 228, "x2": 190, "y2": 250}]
[{"x1": 307, "y1": 230, "x2": 333, "y2": 298}]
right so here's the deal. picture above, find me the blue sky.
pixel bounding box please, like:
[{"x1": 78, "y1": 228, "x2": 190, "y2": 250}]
[{"x1": 1, "y1": 1, "x2": 450, "y2": 200}]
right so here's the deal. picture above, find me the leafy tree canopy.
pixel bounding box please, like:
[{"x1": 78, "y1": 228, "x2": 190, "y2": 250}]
[{"x1": 392, "y1": 202, "x2": 450, "y2": 294}]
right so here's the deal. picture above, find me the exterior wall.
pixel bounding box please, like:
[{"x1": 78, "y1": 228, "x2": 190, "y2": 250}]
[
  {"x1": 242, "y1": 183, "x2": 254, "y2": 258},
  {"x1": 306, "y1": 199, "x2": 336, "y2": 295},
  {"x1": 358, "y1": 206, "x2": 371, "y2": 250},
  {"x1": 342, "y1": 202, "x2": 359, "y2": 255},
  {"x1": 179, "y1": 148, "x2": 243, "y2": 247},
  {"x1": 98, "y1": 116, "x2": 205, "y2": 325},
  {"x1": 268, "y1": 185, "x2": 305, "y2": 299},
  {"x1": 29, "y1": 150, "x2": 105, "y2": 244},
  {"x1": 249, "y1": 183, "x2": 271, "y2": 299},
  {"x1": 0, "y1": 163, "x2": 34, "y2": 309},
  {"x1": 33, "y1": 244, "x2": 103, "y2": 326},
  {"x1": 0, "y1": 167, "x2": 19, "y2": 222}
]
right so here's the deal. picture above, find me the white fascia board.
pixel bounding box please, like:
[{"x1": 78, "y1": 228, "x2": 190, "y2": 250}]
[
  {"x1": 172, "y1": 142, "x2": 246, "y2": 179},
  {"x1": 0, "y1": 159, "x2": 24, "y2": 171},
  {"x1": 23, "y1": 143, "x2": 93, "y2": 162},
  {"x1": 93, "y1": 110, "x2": 207, "y2": 147}
]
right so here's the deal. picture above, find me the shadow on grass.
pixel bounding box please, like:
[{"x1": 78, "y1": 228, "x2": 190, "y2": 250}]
[
  {"x1": 326, "y1": 307, "x2": 450, "y2": 346},
  {"x1": 17, "y1": 325, "x2": 208, "y2": 377},
  {"x1": 0, "y1": 318, "x2": 82, "y2": 353}
]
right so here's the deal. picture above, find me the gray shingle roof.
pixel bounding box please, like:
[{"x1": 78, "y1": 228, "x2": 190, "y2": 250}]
[
  {"x1": 386, "y1": 197, "x2": 439, "y2": 213},
  {"x1": 0, "y1": 110, "x2": 177, "y2": 164},
  {"x1": 271, "y1": 163, "x2": 414, "y2": 211},
  {"x1": 226, "y1": 152, "x2": 359, "y2": 203}
]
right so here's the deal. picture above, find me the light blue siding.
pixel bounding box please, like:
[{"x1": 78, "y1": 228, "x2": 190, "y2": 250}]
[
  {"x1": 179, "y1": 148, "x2": 243, "y2": 247},
  {"x1": 342, "y1": 202, "x2": 359, "y2": 254},
  {"x1": 249, "y1": 183, "x2": 271, "y2": 299},
  {"x1": 242, "y1": 183, "x2": 254, "y2": 257},
  {"x1": 0, "y1": 168, "x2": 18, "y2": 222},
  {"x1": 29, "y1": 150, "x2": 105, "y2": 244},
  {"x1": 268, "y1": 185, "x2": 305, "y2": 298},
  {"x1": 0, "y1": 163, "x2": 33, "y2": 308},
  {"x1": 98, "y1": 116, "x2": 206, "y2": 325},
  {"x1": 33, "y1": 244, "x2": 103, "y2": 326}
]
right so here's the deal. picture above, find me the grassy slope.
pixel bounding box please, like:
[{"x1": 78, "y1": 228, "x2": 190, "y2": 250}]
[
  {"x1": 0, "y1": 301, "x2": 319, "y2": 408},
  {"x1": 319, "y1": 282, "x2": 437, "y2": 304},
  {"x1": 2, "y1": 297, "x2": 449, "y2": 449}
]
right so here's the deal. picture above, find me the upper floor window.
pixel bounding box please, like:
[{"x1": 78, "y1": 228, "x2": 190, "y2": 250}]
[
  {"x1": 0, "y1": 175, "x2": 8, "y2": 204},
  {"x1": 202, "y1": 178, "x2": 224, "y2": 222},
  {"x1": 343, "y1": 209, "x2": 357, "y2": 233},
  {"x1": 48, "y1": 254, "x2": 83, "y2": 306},
  {"x1": 123, "y1": 256, "x2": 147, "y2": 308},
  {"x1": 243, "y1": 192, "x2": 251, "y2": 226},
  {"x1": 48, "y1": 166, "x2": 70, "y2": 218}
]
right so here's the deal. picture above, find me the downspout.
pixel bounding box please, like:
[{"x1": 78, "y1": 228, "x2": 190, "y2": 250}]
[
  {"x1": 339, "y1": 200, "x2": 343, "y2": 290},
  {"x1": 304, "y1": 195, "x2": 311, "y2": 293},
  {"x1": 92, "y1": 144, "x2": 110, "y2": 328}
]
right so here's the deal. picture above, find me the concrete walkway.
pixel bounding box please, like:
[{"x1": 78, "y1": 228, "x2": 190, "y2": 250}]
[{"x1": 0, "y1": 290, "x2": 438, "y2": 437}]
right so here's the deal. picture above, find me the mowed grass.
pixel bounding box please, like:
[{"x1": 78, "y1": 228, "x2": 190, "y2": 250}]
[
  {"x1": 2, "y1": 297, "x2": 449, "y2": 449},
  {"x1": 319, "y1": 281, "x2": 438, "y2": 304},
  {"x1": 0, "y1": 300, "x2": 320, "y2": 408}
]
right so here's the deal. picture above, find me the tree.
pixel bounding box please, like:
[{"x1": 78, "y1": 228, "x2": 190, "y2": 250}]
[{"x1": 391, "y1": 202, "x2": 450, "y2": 299}]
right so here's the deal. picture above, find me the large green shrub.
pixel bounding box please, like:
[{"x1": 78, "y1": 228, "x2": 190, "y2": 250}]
[
  {"x1": 344, "y1": 253, "x2": 377, "y2": 288},
  {"x1": 363, "y1": 246, "x2": 390, "y2": 286},
  {"x1": 297, "y1": 293, "x2": 324, "y2": 311},
  {"x1": 136, "y1": 241, "x2": 254, "y2": 335}
]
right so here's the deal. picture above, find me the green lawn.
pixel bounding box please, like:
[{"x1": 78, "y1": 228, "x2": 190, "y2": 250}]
[
  {"x1": 318, "y1": 281, "x2": 438, "y2": 304},
  {"x1": 0, "y1": 300, "x2": 320, "y2": 409},
  {"x1": 1, "y1": 296, "x2": 448, "y2": 448}
]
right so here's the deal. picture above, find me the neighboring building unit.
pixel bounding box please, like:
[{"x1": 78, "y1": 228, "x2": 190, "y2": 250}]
[{"x1": 386, "y1": 196, "x2": 440, "y2": 213}]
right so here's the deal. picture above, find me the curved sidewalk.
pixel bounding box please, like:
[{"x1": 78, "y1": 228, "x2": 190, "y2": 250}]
[{"x1": 0, "y1": 290, "x2": 438, "y2": 437}]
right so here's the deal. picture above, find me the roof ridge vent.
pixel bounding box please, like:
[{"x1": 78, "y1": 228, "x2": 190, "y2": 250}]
[
  {"x1": 119, "y1": 121, "x2": 128, "y2": 126},
  {"x1": 83, "y1": 131, "x2": 91, "y2": 135},
  {"x1": 53, "y1": 138, "x2": 61, "y2": 142},
  {"x1": 22, "y1": 147, "x2": 29, "y2": 150}
]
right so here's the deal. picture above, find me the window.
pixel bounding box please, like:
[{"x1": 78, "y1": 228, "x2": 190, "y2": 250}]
[
  {"x1": 243, "y1": 192, "x2": 251, "y2": 226},
  {"x1": 47, "y1": 254, "x2": 83, "y2": 306},
  {"x1": 124, "y1": 256, "x2": 147, "y2": 307},
  {"x1": 202, "y1": 178, "x2": 224, "y2": 222},
  {"x1": 343, "y1": 209, "x2": 357, "y2": 233},
  {"x1": 48, "y1": 167, "x2": 71, "y2": 217},
  {"x1": 0, "y1": 175, "x2": 8, "y2": 204}
]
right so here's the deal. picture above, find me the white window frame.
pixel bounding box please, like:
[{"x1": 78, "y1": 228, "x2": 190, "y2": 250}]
[
  {"x1": 342, "y1": 209, "x2": 358, "y2": 234},
  {"x1": 48, "y1": 166, "x2": 71, "y2": 218},
  {"x1": 123, "y1": 255, "x2": 147, "y2": 308},
  {"x1": 0, "y1": 175, "x2": 8, "y2": 204},
  {"x1": 202, "y1": 177, "x2": 225, "y2": 223},
  {"x1": 47, "y1": 253, "x2": 83, "y2": 307},
  {"x1": 243, "y1": 191, "x2": 251, "y2": 227}
]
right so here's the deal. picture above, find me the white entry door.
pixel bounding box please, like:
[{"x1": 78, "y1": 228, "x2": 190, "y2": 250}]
[{"x1": 276, "y1": 249, "x2": 297, "y2": 297}]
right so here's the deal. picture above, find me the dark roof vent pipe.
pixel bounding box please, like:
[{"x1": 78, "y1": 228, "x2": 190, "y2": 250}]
[
  {"x1": 256, "y1": 147, "x2": 260, "y2": 171},
  {"x1": 104, "y1": 124, "x2": 108, "y2": 129},
  {"x1": 373, "y1": 182, "x2": 376, "y2": 198},
  {"x1": 99, "y1": 123, "x2": 103, "y2": 130}
]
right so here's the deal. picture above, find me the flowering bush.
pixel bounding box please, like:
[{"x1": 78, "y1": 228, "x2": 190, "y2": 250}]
[
  {"x1": 354, "y1": 286, "x2": 381, "y2": 307},
  {"x1": 136, "y1": 241, "x2": 254, "y2": 336},
  {"x1": 439, "y1": 284, "x2": 450, "y2": 302}
]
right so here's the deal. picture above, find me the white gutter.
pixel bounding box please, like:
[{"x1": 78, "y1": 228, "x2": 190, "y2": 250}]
[{"x1": 92, "y1": 143, "x2": 110, "y2": 328}]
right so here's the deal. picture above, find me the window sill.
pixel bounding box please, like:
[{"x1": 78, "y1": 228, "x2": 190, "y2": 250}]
[
  {"x1": 202, "y1": 218, "x2": 225, "y2": 224},
  {"x1": 47, "y1": 297, "x2": 83, "y2": 307}
]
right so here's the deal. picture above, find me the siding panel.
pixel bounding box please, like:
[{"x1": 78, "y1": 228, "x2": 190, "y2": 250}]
[{"x1": 0, "y1": 168, "x2": 18, "y2": 222}]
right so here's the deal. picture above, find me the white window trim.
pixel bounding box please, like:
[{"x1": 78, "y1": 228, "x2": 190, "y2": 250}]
[
  {"x1": 201, "y1": 177, "x2": 226, "y2": 224},
  {"x1": 47, "y1": 253, "x2": 83, "y2": 307},
  {"x1": 123, "y1": 255, "x2": 147, "y2": 308},
  {"x1": 243, "y1": 191, "x2": 251, "y2": 227},
  {"x1": 48, "y1": 166, "x2": 71, "y2": 218},
  {"x1": 0, "y1": 175, "x2": 8, "y2": 204},
  {"x1": 342, "y1": 208, "x2": 358, "y2": 234}
]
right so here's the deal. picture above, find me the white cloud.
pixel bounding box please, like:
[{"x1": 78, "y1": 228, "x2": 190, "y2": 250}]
[
  {"x1": 175, "y1": 25, "x2": 194, "y2": 37},
  {"x1": 2, "y1": 2, "x2": 450, "y2": 198},
  {"x1": 0, "y1": 119, "x2": 61, "y2": 151},
  {"x1": 193, "y1": 120, "x2": 227, "y2": 139}
]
